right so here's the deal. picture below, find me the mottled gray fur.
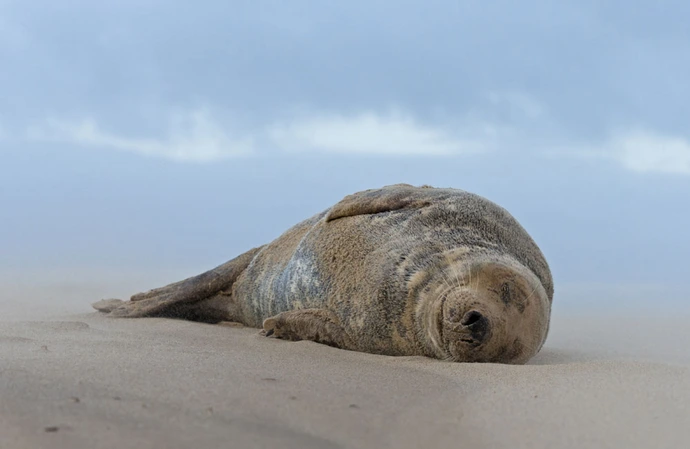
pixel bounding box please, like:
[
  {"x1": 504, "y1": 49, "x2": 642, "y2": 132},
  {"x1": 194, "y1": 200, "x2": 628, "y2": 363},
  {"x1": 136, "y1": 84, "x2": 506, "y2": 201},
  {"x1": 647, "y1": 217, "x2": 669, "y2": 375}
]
[{"x1": 93, "y1": 184, "x2": 553, "y2": 364}]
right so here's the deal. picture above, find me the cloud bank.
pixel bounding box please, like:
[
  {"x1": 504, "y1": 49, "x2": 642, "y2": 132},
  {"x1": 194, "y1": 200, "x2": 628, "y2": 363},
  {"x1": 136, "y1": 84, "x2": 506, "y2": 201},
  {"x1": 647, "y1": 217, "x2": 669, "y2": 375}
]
[
  {"x1": 26, "y1": 110, "x2": 253, "y2": 162},
  {"x1": 269, "y1": 110, "x2": 496, "y2": 156},
  {"x1": 608, "y1": 129, "x2": 690, "y2": 174},
  {"x1": 23, "y1": 108, "x2": 498, "y2": 161},
  {"x1": 17, "y1": 106, "x2": 690, "y2": 176},
  {"x1": 554, "y1": 129, "x2": 690, "y2": 175}
]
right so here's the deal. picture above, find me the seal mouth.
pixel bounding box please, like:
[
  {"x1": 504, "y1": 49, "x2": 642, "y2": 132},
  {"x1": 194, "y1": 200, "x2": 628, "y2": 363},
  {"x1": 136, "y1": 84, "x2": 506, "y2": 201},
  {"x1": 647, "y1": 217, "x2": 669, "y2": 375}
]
[
  {"x1": 455, "y1": 329, "x2": 487, "y2": 348},
  {"x1": 437, "y1": 292, "x2": 493, "y2": 361}
]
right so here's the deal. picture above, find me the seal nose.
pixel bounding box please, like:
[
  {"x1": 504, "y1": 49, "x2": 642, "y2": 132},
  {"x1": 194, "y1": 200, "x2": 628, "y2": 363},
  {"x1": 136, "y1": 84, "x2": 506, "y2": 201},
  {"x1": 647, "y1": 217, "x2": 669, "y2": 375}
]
[
  {"x1": 460, "y1": 310, "x2": 483, "y2": 326},
  {"x1": 460, "y1": 310, "x2": 489, "y2": 341}
]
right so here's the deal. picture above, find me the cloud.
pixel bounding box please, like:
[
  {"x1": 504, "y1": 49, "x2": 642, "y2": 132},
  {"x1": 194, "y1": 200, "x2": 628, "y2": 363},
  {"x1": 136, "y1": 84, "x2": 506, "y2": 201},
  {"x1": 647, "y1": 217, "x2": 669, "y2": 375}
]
[
  {"x1": 23, "y1": 108, "x2": 501, "y2": 161},
  {"x1": 608, "y1": 129, "x2": 690, "y2": 174},
  {"x1": 21, "y1": 104, "x2": 515, "y2": 161},
  {"x1": 268, "y1": 110, "x2": 498, "y2": 156},
  {"x1": 548, "y1": 129, "x2": 690, "y2": 175},
  {"x1": 26, "y1": 109, "x2": 254, "y2": 162}
]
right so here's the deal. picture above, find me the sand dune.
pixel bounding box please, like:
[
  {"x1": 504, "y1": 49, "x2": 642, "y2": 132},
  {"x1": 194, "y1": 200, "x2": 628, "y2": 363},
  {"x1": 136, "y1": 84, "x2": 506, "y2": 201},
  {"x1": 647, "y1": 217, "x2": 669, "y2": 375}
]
[{"x1": 2, "y1": 280, "x2": 689, "y2": 449}]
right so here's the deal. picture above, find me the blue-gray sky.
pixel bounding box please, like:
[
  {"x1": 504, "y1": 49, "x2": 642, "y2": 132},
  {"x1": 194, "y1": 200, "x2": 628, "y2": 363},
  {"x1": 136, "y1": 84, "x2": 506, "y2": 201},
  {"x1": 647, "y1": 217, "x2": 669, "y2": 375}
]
[{"x1": 1, "y1": 0, "x2": 689, "y2": 290}]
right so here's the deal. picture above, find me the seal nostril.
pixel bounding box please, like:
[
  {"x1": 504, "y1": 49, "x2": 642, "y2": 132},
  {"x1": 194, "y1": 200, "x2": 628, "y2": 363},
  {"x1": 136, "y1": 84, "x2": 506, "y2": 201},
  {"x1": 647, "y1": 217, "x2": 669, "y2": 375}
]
[
  {"x1": 460, "y1": 310, "x2": 489, "y2": 343},
  {"x1": 461, "y1": 310, "x2": 483, "y2": 326}
]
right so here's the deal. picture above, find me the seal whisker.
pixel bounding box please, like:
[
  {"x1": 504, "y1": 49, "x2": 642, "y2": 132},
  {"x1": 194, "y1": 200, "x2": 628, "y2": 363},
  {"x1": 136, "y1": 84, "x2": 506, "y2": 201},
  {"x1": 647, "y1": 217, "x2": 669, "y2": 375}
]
[
  {"x1": 468, "y1": 263, "x2": 478, "y2": 292},
  {"x1": 443, "y1": 268, "x2": 461, "y2": 291},
  {"x1": 445, "y1": 259, "x2": 463, "y2": 290},
  {"x1": 452, "y1": 263, "x2": 471, "y2": 297},
  {"x1": 439, "y1": 254, "x2": 461, "y2": 292},
  {"x1": 524, "y1": 280, "x2": 541, "y2": 303},
  {"x1": 438, "y1": 266, "x2": 460, "y2": 297},
  {"x1": 439, "y1": 270, "x2": 456, "y2": 292}
]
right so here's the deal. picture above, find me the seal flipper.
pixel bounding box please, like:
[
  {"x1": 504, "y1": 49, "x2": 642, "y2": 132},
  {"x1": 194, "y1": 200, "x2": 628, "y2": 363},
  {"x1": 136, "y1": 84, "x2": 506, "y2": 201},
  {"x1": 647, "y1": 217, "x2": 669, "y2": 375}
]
[
  {"x1": 92, "y1": 245, "x2": 263, "y2": 320},
  {"x1": 326, "y1": 183, "x2": 443, "y2": 222},
  {"x1": 92, "y1": 298, "x2": 125, "y2": 313},
  {"x1": 262, "y1": 309, "x2": 355, "y2": 350}
]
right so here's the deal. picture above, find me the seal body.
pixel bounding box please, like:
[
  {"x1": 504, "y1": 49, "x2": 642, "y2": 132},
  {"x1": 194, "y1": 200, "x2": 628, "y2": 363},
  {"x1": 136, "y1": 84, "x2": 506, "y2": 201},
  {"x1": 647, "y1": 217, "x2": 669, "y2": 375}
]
[{"x1": 93, "y1": 184, "x2": 554, "y2": 364}]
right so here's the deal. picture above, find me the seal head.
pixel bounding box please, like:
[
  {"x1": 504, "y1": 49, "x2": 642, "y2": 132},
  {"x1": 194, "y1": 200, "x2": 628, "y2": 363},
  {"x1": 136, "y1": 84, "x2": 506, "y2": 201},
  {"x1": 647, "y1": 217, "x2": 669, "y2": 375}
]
[{"x1": 417, "y1": 254, "x2": 550, "y2": 364}]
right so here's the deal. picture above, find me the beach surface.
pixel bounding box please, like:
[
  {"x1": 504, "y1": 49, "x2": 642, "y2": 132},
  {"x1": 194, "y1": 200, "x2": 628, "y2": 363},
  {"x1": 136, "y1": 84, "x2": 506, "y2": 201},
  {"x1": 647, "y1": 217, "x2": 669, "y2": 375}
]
[{"x1": 2, "y1": 277, "x2": 689, "y2": 449}]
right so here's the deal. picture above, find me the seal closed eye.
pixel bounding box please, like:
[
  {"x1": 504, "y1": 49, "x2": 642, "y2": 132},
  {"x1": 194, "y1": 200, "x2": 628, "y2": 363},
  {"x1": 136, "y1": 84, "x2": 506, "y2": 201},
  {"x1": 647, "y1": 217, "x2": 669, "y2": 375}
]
[
  {"x1": 500, "y1": 283, "x2": 511, "y2": 305},
  {"x1": 93, "y1": 183, "x2": 553, "y2": 364}
]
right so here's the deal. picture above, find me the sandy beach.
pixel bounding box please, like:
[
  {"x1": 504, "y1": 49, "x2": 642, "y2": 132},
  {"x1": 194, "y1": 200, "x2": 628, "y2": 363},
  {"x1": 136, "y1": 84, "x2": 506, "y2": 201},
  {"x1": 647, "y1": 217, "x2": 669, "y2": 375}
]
[{"x1": 2, "y1": 278, "x2": 689, "y2": 449}]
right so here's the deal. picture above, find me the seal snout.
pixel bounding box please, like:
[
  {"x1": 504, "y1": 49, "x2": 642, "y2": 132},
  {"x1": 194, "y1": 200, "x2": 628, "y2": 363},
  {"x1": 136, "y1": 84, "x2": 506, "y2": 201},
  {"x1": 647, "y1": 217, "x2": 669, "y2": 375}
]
[{"x1": 460, "y1": 310, "x2": 489, "y2": 343}]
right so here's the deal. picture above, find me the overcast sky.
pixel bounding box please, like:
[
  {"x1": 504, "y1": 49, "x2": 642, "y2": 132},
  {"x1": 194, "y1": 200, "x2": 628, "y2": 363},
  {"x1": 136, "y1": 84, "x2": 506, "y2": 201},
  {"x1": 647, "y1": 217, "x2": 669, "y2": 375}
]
[{"x1": 1, "y1": 0, "x2": 689, "y2": 294}]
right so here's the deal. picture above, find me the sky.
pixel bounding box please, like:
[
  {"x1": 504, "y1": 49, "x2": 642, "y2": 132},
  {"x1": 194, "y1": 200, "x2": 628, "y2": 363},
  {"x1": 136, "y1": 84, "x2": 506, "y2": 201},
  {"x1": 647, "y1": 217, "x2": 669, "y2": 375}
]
[{"x1": 1, "y1": 0, "x2": 689, "y2": 297}]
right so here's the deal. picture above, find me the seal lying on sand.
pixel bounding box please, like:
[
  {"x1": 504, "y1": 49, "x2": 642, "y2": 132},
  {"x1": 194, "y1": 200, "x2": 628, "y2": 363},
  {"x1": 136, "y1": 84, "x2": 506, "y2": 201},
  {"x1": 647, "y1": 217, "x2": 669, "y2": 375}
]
[{"x1": 93, "y1": 184, "x2": 553, "y2": 364}]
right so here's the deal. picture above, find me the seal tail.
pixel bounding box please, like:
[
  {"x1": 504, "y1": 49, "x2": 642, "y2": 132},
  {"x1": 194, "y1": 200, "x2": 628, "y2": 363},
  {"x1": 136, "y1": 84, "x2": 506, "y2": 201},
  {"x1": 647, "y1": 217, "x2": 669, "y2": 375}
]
[{"x1": 92, "y1": 245, "x2": 264, "y2": 321}]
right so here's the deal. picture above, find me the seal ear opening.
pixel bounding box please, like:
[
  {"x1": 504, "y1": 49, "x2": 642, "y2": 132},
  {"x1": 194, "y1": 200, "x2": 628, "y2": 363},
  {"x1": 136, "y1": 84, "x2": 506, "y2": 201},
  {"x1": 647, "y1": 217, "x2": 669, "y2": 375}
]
[{"x1": 325, "y1": 184, "x2": 433, "y2": 222}]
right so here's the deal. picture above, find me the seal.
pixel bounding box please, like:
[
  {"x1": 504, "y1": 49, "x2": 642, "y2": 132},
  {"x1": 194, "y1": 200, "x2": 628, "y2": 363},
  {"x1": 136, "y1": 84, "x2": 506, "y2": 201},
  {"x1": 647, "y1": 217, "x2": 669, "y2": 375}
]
[{"x1": 93, "y1": 184, "x2": 554, "y2": 364}]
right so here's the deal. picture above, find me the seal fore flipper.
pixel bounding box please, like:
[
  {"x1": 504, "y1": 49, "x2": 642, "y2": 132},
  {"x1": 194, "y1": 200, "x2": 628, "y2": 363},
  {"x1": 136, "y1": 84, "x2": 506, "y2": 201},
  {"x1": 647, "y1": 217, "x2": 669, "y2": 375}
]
[
  {"x1": 92, "y1": 298, "x2": 125, "y2": 313},
  {"x1": 92, "y1": 245, "x2": 263, "y2": 319},
  {"x1": 324, "y1": 183, "x2": 454, "y2": 222},
  {"x1": 262, "y1": 309, "x2": 355, "y2": 350}
]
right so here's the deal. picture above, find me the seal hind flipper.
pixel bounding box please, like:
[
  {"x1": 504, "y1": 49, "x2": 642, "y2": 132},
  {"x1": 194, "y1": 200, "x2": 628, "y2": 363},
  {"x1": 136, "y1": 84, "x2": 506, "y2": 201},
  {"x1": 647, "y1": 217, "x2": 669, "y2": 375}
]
[
  {"x1": 326, "y1": 183, "x2": 441, "y2": 222},
  {"x1": 262, "y1": 309, "x2": 355, "y2": 350},
  {"x1": 92, "y1": 246, "x2": 264, "y2": 319},
  {"x1": 130, "y1": 279, "x2": 185, "y2": 302}
]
